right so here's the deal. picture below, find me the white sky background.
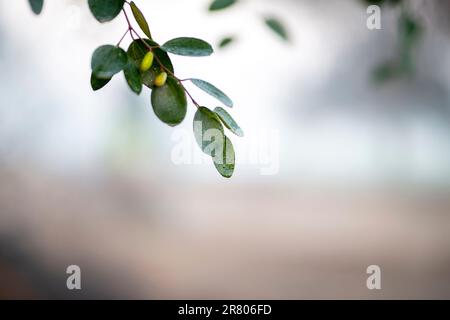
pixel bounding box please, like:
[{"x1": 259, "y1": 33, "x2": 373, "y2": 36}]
[{"x1": 0, "y1": 0, "x2": 449, "y2": 185}]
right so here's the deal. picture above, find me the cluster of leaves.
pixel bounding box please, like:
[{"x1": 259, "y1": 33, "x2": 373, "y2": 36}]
[
  {"x1": 29, "y1": 0, "x2": 243, "y2": 178},
  {"x1": 363, "y1": 0, "x2": 423, "y2": 83},
  {"x1": 210, "y1": 0, "x2": 422, "y2": 84},
  {"x1": 208, "y1": 0, "x2": 289, "y2": 48}
]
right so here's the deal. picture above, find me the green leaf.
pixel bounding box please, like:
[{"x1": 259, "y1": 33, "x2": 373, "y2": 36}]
[
  {"x1": 28, "y1": 0, "x2": 44, "y2": 15},
  {"x1": 399, "y1": 13, "x2": 422, "y2": 74},
  {"x1": 127, "y1": 39, "x2": 174, "y2": 88},
  {"x1": 130, "y1": 1, "x2": 152, "y2": 39},
  {"x1": 88, "y1": 0, "x2": 125, "y2": 23},
  {"x1": 214, "y1": 107, "x2": 243, "y2": 137},
  {"x1": 151, "y1": 77, "x2": 187, "y2": 126},
  {"x1": 91, "y1": 45, "x2": 128, "y2": 79},
  {"x1": 193, "y1": 107, "x2": 225, "y2": 156},
  {"x1": 213, "y1": 136, "x2": 235, "y2": 178},
  {"x1": 123, "y1": 61, "x2": 142, "y2": 94},
  {"x1": 193, "y1": 107, "x2": 236, "y2": 177},
  {"x1": 90, "y1": 73, "x2": 111, "y2": 91},
  {"x1": 218, "y1": 36, "x2": 235, "y2": 49},
  {"x1": 265, "y1": 17, "x2": 289, "y2": 41},
  {"x1": 190, "y1": 79, "x2": 233, "y2": 108},
  {"x1": 162, "y1": 38, "x2": 214, "y2": 57},
  {"x1": 209, "y1": 0, "x2": 237, "y2": 11}
]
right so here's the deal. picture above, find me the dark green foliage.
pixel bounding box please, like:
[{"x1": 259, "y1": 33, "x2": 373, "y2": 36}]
[
  {"x1": 218, "y1": 37, "x2": 235, "y2": 49},
  {"x1": 265, "y1": 17, "x2": 289, "y2": 41},
  {"x1": 162, "y1": 38, "x2": 214, "y2": 57},
  {"x1": 91, "y1": 45, "x2": 128, "y2": 79},
  {"x1": 151, "y1": 77, "x2": 187, "y2": 126},
  {"x1": 127, "y1": 39, "x2": 174, "y2": 88},
  {"x1": 130, "y1": 1, "x2": 152, "y2": 39},
  {"x1": 90, "y1": 73, "x2": 111, "y2": 91},
  {"x1": 28, "y1": 0, "x2": 244, "y2": 177},
  {"x1": 209, "y1": 0, "x2": 238, "y2": 11},
  {"x1": 372, "y1": 10, "x2": 422, "y2": 84},
  {"x1": 28, "y1": 0, "x2": 44, "y2": 15},
  {"x1": 88, "y1": 0, "x2": 125, "y2": 23},
  {"x1": 123, "y1": 61, "x2": 142, "y2": 94},
  {"x1": 398, "y1": 13, "x2": 422, "y2": 73}
]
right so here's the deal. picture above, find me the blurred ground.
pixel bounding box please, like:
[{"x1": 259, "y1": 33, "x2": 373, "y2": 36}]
[{"x1": 1, "y1": 167, "x2": 450, "y2": 299}]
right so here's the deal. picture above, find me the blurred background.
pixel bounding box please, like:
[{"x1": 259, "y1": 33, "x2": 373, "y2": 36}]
[{"x1": 1, "y1": 0, "x2": 450, "y2": 299}]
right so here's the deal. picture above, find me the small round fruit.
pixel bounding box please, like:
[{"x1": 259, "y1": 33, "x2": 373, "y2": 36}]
[
  {"x1": 140, "y1": 51, "x2": 154, "y2": 72},
  {"x1": 154, "y1": 72, "x2": 168, "y2": 87}
]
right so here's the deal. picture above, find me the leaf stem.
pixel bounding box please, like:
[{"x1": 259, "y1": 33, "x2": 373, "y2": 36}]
[
  {"x1": 122, "y1": 7, "x2": 133, "y2": 30},
  {"x1": 120, "y1": 5, "x2": 200, "y2": 108},
  {"x1": 116, "y1": 29, "x2": 129, "y2": 47}
]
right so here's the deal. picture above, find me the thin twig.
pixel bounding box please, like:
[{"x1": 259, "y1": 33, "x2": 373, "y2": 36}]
[{"x1": 116, "y1": 29, "x2": 129, "y2": 46}]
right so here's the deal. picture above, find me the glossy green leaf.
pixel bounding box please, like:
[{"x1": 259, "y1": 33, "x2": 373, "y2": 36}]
[
  {"x1": 127, "y1": 39, "x2": 174, "y2": 88},
  {"x1": 91, "y1": 45, "x2": 128, "y2": 79},
  {"x1": 209, "y1": 0, "x2": 237, "y2": 11},
  {"x1": 151, "y1": 77, "x2": 187, "y2": 126},
  {"x1": 213, "y1": 136, "x2": 235, "y2": 178},
  {"x1": 193, "y1": 107, "x2": 225, "y2": 157},
  {"x1": 190, "y1": 79, "x2": 233, "y2": 107},
  {"x1": 90, "y1": 73, "x2": 111, "y2": 91},
  {"x1": 28, "y1": 0, "x2": 44, "y2": 15},
  {"x1": 88, "y1": 0, "x2": 125, "y2": 23},
  {"x1": 123, "y1": 61, "x2": 142, "y2": 94},
  {"x1": 130, "y1": 1, "x2": 152, "y2": 39},
  {"x1": 162, "y1": 38, "x2": 213, "y2": 57},
  {"x1": 265, "y1": 17, "x2": 289, "y2": 41},
  {"x1": 214, "y1": 107, "x2": 243, "y2": 137}
]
